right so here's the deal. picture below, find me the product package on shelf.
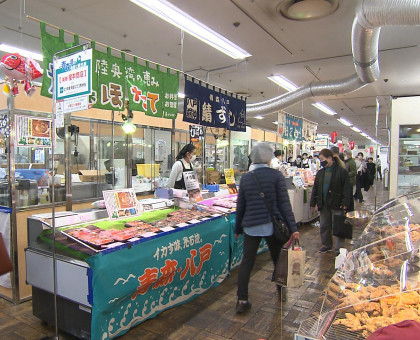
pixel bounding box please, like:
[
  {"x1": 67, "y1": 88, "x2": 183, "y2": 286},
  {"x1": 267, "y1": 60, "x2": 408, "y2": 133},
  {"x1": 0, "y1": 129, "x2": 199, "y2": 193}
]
[
  {"x1": 297, "y1": 191, "x2": 420, "y2": 340},
  {"x1": 199, "y1": 194, "x2": 238, "y2": 213}
]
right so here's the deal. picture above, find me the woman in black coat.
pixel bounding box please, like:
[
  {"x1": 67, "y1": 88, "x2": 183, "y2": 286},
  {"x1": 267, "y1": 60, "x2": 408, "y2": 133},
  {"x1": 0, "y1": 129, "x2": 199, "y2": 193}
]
[
  {"x1": 234, "y1": 143, "x2": 299, "y2": 313},
  {"x1": 310, "y1": 149, "x2": 350, "y2": 256}
]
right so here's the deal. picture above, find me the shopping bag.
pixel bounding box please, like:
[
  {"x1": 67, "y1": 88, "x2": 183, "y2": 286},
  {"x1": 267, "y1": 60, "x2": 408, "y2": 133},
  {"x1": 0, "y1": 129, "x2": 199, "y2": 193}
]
[
  {"x1": 332, "y1": 214, "x2": 353, "y2": 239},
  {"x1": 272, "y1": 240, "x2": 305, "y2": 288},
  {"x1": 0, "y1": 233, "x2": 12, "y2": 276}
]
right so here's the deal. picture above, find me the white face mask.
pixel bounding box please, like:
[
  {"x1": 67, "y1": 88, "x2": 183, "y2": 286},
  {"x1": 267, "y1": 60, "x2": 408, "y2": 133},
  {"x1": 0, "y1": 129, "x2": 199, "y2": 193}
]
[{"x1": 190, "y1": 154, "x2": 196, "y2": 162}]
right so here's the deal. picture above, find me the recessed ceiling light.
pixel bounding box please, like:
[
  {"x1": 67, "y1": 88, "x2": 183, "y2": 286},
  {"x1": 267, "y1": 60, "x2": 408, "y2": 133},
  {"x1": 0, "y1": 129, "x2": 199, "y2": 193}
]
[
  {"x1": 273, "y1": 121, "x2": 279, "y2": 125},
  {"x1": 278, "y1": 0, "x2": 339, "y2": 21},
  {"x1": 254, "y1": 115, "x2": 264, "y2": 120}
]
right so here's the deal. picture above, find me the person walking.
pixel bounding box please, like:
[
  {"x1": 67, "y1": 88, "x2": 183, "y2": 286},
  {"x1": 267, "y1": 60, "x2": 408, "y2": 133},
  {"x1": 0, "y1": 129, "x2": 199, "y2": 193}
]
[
  {"x1": 343, "y1": 149, "x2": 357, "y2": 212},
  {"x1": 376, "y1": 155, "x2": 382, "y2": 180},
  {"x1": 354, "y1": 152, "x2": 367, "y2": 203},
  {"x1": 234, "y1": 143, "x2": 299, "y2": 313},
  {"x1": 310, "y1": 149, "x2": 350, "y2": 256}
]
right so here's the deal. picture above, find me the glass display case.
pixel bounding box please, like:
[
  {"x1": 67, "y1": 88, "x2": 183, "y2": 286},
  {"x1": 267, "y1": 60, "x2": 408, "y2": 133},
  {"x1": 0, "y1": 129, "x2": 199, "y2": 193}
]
[
  {"x1": 397, "y1": 125, "x2": 420, "y2": 195},
  {"x1": 297, "y1": 192, "x2": 420, "y2": 339}
]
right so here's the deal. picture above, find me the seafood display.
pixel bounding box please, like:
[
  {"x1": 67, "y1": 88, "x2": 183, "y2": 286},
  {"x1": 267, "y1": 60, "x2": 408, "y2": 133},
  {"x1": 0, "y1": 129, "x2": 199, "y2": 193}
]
[
  {"x1": 298, "y1": 192, "x2": 420, "y2": 339},
  {"x1": 62, "y1": 208, "x2": 217, "y2": 250}
]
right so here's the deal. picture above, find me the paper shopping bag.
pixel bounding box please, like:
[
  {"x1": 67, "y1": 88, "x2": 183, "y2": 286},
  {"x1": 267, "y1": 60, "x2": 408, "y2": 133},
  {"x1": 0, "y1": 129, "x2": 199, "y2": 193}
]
[
  {"x1": 0, "y1": 233, "x2": 12, "y2": 276},
  {"x1": 272, "y1": 242, "x2": 306, "y2": 288}
]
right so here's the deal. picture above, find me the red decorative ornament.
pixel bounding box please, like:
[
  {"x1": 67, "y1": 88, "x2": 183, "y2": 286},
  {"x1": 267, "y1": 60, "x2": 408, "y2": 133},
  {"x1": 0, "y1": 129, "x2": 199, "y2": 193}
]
[
  {"x1": 331, "y1": 131, "x2": 338, "y2": 144},
  {"x1": 349, "y1": 141, "x2": 355, "y2": 150},
  {"x1": 370, "y1": 146, "x2": 374, "y2": 153}
]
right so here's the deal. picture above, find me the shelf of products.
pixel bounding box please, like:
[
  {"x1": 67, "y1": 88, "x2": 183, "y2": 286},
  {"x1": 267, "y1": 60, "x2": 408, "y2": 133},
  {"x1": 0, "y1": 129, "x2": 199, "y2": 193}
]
[
  {"x1": 297, "y1": 191, "x2": 420, "y2": 339},
  {"x1": 397, "y1": 125, "x2": 420, "y2": 195}
]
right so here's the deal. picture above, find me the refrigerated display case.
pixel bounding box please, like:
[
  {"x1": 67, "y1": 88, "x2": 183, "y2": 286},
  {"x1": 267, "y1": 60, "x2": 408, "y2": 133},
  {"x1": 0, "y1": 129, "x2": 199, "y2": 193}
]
[
  {"x1": 397, "y1": 125, "x2": 420, "y2": 195},
  {"x1": 297, "y1": 191, "x2": 420, "y2": 339}
]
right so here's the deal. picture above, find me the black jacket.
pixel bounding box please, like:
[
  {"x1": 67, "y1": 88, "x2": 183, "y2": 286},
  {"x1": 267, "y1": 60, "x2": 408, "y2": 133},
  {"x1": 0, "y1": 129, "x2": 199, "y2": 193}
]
[
  {"x1": 310, "y1": 162, "x2": 351, "y2": 211},
  {"x1": 235, "y1": 167, "x2": 298, "y2": 235}
]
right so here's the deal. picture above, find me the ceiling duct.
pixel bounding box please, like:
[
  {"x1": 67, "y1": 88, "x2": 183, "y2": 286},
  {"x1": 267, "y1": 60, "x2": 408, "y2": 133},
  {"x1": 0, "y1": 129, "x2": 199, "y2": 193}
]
[
  {"x1": 278, "y1": 0, "x2": 339, "y2": 20},
  {"x1": 247, "y1": 0, "x2": 420, "y2": 116}
]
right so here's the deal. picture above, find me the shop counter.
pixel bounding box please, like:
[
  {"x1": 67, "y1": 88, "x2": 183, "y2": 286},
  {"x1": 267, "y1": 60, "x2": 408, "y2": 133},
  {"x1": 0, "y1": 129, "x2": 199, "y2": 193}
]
[{"x1": 25, "y1": 207, "x2": 266, "y2": 339}]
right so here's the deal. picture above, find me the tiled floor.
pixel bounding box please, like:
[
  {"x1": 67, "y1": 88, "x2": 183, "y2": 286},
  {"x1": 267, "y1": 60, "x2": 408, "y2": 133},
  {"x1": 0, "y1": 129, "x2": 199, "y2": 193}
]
[{"x1": 0, "y1": 182, "x2": 389, "y2": 340}]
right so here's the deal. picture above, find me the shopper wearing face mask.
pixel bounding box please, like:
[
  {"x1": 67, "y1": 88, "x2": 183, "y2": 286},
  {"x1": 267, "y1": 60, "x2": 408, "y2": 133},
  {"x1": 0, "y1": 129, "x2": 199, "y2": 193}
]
[
  {"x1": 310, "y1": 149, "x2": 350, "y2": 255},
  {"x1": 294, "y1": 155, "x2": 302, "y2": 168},
  {"x1": 354, "y1": 152, "x2": 367, "y2": 203},
  {"x1": 167, "y1": 144, "x2": 197, "y2": 189}
]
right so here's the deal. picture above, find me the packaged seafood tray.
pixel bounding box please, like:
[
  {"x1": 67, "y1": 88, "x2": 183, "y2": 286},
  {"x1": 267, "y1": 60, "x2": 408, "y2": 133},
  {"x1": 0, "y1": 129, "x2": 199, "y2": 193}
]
[{"x1": 297, "y1": 191, "x2": 420, "y2": 339}]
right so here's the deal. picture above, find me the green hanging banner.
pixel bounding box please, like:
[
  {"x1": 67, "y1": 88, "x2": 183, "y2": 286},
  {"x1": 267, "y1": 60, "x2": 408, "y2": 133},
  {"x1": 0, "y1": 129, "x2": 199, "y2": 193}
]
[
  {"x1": 90, "y1": 46, "x2": 126, "y2": 111},
  {"x1": 40, "y1": 23, "x2": 179, "y2": 116},
  {"x1": 126, "y1": 60, "x2": 179, "y2": 119},
  {"x1": 40, "y1": 22, "x2": 79, "y2": 98}
]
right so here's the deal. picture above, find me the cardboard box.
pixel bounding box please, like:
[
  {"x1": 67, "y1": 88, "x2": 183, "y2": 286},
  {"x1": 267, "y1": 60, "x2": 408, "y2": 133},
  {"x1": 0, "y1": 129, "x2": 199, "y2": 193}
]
[
  {"x1": 78, "y1": 170, "x2": 107, "y2": 182},
  {"x1": 206, "y1": 170, "x2": 221, "y2": 184}
]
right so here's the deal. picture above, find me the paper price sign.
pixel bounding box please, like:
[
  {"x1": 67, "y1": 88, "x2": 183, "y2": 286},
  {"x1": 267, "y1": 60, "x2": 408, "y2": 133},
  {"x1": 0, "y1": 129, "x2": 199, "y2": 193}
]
[
  {"x1": 183, "y1": 171, "x2": 202, "y2": 202},
  {"x1": 224, "y1": 169, "x2": 238, "y2": 194}
]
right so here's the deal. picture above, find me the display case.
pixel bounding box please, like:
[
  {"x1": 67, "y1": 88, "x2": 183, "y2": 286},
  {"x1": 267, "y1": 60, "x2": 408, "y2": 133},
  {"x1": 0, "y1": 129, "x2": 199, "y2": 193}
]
[
  {"x1": 25, "y1": 200, "x2": 232, "y2": 339},
  {"x1": 297, "y1": 191, "x2": 420, "y2": 339},
  {"x1": 397, "y1": 125, "x2": 420, "y2": 195}
]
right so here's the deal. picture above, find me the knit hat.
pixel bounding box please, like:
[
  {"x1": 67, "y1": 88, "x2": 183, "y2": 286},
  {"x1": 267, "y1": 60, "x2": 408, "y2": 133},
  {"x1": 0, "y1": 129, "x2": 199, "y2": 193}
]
[{"x1": 250, "y1": 142, "x2": 274, "y2": 164}]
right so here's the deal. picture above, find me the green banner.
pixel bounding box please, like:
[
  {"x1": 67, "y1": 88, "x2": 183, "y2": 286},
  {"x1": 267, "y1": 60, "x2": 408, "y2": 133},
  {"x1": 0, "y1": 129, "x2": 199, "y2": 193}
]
[
  {"x1": 126, "y1": 60, "x2": 179, "y2": 119},
  {"x1": 40, "y1": 22, "x2": 79, "y2": 98},
  {"x1": 90, "y1": 46, "x2": 126, "y2": 111},
  {"x1": 86, "y1": 216, "x2": 230, "y2": 339}
]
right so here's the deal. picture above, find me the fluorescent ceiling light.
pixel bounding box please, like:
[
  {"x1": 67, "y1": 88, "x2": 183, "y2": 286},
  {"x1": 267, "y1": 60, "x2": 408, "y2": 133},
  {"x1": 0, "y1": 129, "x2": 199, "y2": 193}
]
[
  {"x1": 273, "y1": 121, "x2": 279, "y2": 125},
  {"x1": 254, "y1": 115, "x2": 264, "y2": 120},
  {"x1": 351, "y1": 126, "x2": 361, "y2": 133},
  {"x1": 130, "y1": 0, "x2": 251, "y2": 60},
  {"x1": 312, "y1": 102, "x2": 337, "y2": 116},
  {"x1": 360, "y1": 132, "x2": 368, "y2": 137},
  {"x1": 0, "y1": 44, "x2": 42, "y2": 61},
  {"x1": 337, "y1": 118, "x2": 352, "y2": 127},
  {"x1": 268, "y1": 75, "x2": 298, "y2": 92},
  {"x1": 178, "y1": 92, "x2": 185, "y2": 99}
]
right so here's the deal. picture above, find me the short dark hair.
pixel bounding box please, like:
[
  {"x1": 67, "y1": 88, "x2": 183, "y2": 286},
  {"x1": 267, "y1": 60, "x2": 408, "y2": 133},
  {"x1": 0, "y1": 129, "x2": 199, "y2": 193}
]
[
  {"x1": 302, "y1": 152, "x2": 308, "y2": 156},
  {"x1": 274, "y1": 150, "x2": 284, "y2": 157},
  {"x1": 330, "y1": 146, "x2": 340, "y2": 155},
  {"x1": 357, "y1": 152, "x2": 364, "y2": 157}
]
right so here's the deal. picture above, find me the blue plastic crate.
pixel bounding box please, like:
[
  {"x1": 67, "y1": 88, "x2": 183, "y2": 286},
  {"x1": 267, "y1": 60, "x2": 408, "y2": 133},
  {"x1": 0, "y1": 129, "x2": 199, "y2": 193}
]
[{"x1": 202, "y1": 184, "x2": 219, "y2": 192}]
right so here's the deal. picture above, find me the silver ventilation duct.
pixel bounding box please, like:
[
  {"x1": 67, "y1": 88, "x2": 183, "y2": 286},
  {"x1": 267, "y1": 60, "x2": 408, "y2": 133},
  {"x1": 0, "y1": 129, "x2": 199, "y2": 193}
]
[{"x1": 247, "y1": 0, "x2": 420, "y2": 116}]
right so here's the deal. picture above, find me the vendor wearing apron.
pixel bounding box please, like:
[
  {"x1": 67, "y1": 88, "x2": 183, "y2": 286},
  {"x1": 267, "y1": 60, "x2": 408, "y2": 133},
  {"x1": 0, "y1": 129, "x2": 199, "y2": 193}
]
[{"x1": 167, "y1": 144, "x2": 197, "y2": 190}]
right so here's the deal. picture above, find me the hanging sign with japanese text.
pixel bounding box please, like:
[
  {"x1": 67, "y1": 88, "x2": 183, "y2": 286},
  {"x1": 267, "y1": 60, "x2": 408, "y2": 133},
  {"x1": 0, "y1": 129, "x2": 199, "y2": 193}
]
[
  {"x1": 183, "y1": 77, "x2": 246, "y2": 132},
  {"x1": 53, "y1": 48, "x2": 92, "y2": 100},
  {"x1": 189, "y1": 125, "x2": 204, "y2": 142},
  {"x1": 284, "y1": 114, "x2": 303, "y2": 141},
  {"x1": 125, "y1": 61, "x2": 179, "y2": 119},
  {"x1": 90, "y1": 47, "x2": 126, "y2": 111},
  {"x1": 40, "y1": 22, "x2": 80, "y2": 98},
  {"x1": 85, "y1": 216, "x2": 230, "y2": 339}
]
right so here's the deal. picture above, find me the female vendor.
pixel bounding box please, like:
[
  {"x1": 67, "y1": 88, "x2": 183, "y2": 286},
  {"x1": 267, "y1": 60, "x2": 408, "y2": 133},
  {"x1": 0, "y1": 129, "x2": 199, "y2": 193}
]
[{"x1": 167, "y1": 144, "x2": 197, "y2": 189}]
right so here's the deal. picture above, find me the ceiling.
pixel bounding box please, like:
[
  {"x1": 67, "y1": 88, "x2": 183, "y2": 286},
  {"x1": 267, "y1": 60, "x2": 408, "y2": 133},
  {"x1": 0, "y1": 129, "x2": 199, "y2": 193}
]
[{"x1": 1, "y1": 0, "x2": 420, "y2": 146}]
